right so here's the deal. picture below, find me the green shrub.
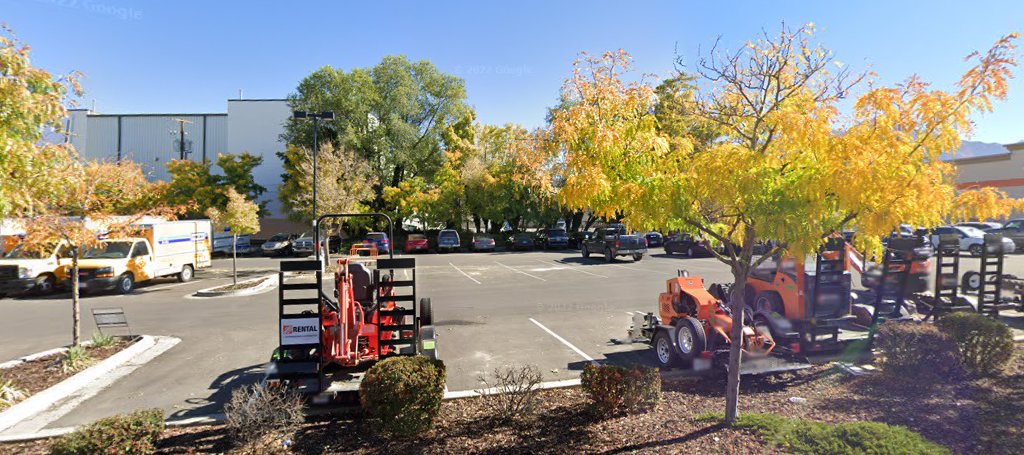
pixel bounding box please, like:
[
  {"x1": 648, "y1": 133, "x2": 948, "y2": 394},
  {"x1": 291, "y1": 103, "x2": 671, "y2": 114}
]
[
  {"x1": 50, "y1": 408, "x2": 165, "y2": 455},
  {"x1": 729, "y1": 413, "x2": 950, "y2": 455},
  {"x1": 580, "y1": 364, "x2": 661, "y2": 416},
  {"x1": 60, "y1": 345, "x2": 95, "y2": 373},
  {"x1": 224, "y1": 384, "x2": 305, "y2": 449},
  {"x1": 938, "y1": 312, "x2": 1014, "y2": 376},
  {"x1": 359, "y1": 356, "x2": 446, "y2": 437},
  {"x1": 90, "y1": 331, "x2": 116, "y2": 348},
  {"x1": 876, "y1": 321, "x2": 960, "y2": 380}
]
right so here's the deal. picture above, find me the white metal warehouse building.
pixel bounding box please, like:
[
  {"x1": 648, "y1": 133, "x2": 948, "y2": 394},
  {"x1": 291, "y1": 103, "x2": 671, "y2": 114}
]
[{"x1": 65, "y1": 99, "x2": 302, "y2": 234}]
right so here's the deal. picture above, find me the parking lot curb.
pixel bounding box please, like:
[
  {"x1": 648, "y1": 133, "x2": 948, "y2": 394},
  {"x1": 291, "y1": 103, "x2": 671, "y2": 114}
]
[
  {"x1": 443, "y1": 378, "x2": 582, "y2": 400},
  {"x1": 0, "y1": 335, "x2": 181, "y2": 435},
  {"x1": 192, "y1": 274, "x2": 278, "y2": 298},
  {"x1": 0, "y1": 412, "x2": 223, "y2": 443}
]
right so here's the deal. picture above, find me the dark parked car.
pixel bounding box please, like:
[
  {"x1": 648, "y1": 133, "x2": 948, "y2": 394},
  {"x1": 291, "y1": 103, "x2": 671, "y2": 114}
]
[
  {"x1": 471, "y1": 234, "x2": 496, "y2": 252},
  {"x1": 644, "y1": 232, "x2": 664, "y2": 248},
  {"x1": 535, "y1": 228, "x2": 569, "y2": 250},
  {"x1": 663, "y1": 233, "x2": 713, "y2": 257},
  {"x1": 569, "y1": 231, "x2": 593, "y2": 249},
  {"x1": 507, "y1": 233, "x2": 534, "y2": 251},
  {"x1": 581, "y1": 224, "x2": 647, "y2": 262},
  {"x1": 989, "y1": 219, "x2": 1024, "y2": 251}
]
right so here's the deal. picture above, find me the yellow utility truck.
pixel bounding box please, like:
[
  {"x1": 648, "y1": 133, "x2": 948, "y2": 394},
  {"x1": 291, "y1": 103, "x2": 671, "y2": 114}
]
[{"x1": 74, "y1": 220, "x2": 212, "y2": 294}]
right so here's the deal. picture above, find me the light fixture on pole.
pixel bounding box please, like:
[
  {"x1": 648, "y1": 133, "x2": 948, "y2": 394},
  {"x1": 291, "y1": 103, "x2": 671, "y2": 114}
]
[{"x1": 292, "y1": 110, "x2": 334, "y2": 261}]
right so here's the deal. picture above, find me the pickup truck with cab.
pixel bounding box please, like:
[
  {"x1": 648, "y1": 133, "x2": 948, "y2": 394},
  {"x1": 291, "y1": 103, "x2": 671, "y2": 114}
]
[{"x1": 581, "y1": 224, "x2": 647, "y2": 262}]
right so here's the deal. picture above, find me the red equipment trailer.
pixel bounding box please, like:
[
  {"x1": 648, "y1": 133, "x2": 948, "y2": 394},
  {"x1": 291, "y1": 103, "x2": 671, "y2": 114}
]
[{"x1": 265, "y1": 214, "x2": 437, "y2": 401}]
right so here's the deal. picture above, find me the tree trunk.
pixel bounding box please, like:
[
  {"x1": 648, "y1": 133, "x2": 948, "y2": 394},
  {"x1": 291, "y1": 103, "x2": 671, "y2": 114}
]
[
  {"x1": 71, "y1": 250, "x2": 80, "y2": 346},
  {"x1": 232, "y1": 234, "x2": 238, "y2": 286},
  {"x1": 724, "y1": 232, "x2": 756, "y2": 425}
]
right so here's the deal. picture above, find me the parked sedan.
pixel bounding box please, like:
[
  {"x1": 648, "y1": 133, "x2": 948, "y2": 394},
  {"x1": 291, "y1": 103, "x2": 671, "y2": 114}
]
[
  {"x1": 930, "y1": 225, "x2": 1016, "y2": 256},
  {"x1": 663, "y1": 233, "x2": 713, "y2": 257},
  {"x1": 537, "y1": 228, "x2": 569, "y2": 250},
  {"x1": 506, "y1": 233, "x2": 534, "y2": 251},
  {"x1": 261, "y1": 233, "x2": 299, "y2": 256},
  {"x1": 212, "y1": 233, "x2": 252, "y2": 256},
  {"x1": 644, "y1": 232, "x2": 664, "y2": 248},
  {"x1": 404, "y1": 234, "x2": 429, "y2": 254},
  {"x1": 471, "y1": 234, "x2": 496, "y2": 252}
]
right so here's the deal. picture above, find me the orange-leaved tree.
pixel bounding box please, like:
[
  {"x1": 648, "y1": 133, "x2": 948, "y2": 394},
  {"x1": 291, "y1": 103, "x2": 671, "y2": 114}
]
[
  {"x1": 534, "y1": 27, "x2": 1019, "y2": 424},
  {"x1": 21, "y1": 160, "x2": 179, "y2": 346},
  {"x1": 206, "y1": 187, "x2": 261, "y2": 285}
]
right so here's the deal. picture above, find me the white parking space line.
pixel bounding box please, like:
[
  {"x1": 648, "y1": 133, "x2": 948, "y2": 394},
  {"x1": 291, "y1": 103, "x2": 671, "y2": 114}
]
[
  {"x1": 529, "y1": 318, "x2": 598, "y2": 366},
  {"x1": 495, "y1": 261, "x2": 547, "y2": 281},
  {"x1": 448, "y1": 262, "x2": 481, "y2": 284},
  {"x1": 540, "y1": 259, "x2": 608, "y2": 278},
  {"x1": 609, "y1": 263, "x2": 663, "y2": 274},
  {"x1": 144, "y1": 282, "x2": 191, "y2": 292}
]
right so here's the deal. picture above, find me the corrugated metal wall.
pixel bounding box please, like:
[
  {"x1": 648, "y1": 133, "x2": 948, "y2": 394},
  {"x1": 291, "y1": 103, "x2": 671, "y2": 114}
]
[{"x1": 83, "y1": 114, "x2": 228, "y2": 181}]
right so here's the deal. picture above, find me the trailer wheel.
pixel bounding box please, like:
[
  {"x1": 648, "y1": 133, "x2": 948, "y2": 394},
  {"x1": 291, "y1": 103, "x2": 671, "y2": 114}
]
[
  {"x1": 419, "y1": 297, "x2": 433, "y2": 326},
  {"x1": 962, "y1": 271, "x2": 982, "y2": 293},
  {"x1": 652, "y1": 330, "x2": 679, "y2": 368},
  {"x1": 581, "y1": 244, "x2": 590, "y2": 258},
  {"x1": 674, "y1": 317, "x2": 707, "y2": 362},
  {"x1": 177, "y1": 265, "x2": 194, "y2": 283}
]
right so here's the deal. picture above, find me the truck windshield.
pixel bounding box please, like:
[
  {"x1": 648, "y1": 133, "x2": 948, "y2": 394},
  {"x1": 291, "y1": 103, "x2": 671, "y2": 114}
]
[
  {"x1": 3, "y1": 243, "x2": 54, "y2": 259},
  {"x1": 84, "y1": 241, "x2": 133, "y2": 259}
]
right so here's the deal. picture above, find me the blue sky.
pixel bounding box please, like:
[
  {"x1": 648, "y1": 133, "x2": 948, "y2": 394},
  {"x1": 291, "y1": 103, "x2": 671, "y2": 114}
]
[{"x1": 5, "y1": 0, "x2": 1023, "y2": 143}]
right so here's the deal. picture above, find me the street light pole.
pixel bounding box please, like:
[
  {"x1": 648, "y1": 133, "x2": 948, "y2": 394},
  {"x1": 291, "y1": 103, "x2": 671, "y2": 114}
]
[{"x1": 292, "y1": 110, "x2": 334, "y2": 262}]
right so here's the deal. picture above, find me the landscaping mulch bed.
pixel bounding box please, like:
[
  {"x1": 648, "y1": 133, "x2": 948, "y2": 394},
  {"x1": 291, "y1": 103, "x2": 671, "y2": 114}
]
[
  {"x1": 4, "y1": 345, "x2": 1022, "y2": 454},
  {"x1": 206, "y1": 277, "x2": 271, "y2": 292},
  {"x1": 0, "y1": 339, "x2": 129, "y2": 400}
]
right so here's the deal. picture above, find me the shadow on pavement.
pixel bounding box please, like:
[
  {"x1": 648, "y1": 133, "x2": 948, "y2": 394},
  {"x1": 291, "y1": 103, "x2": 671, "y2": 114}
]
[{"x1": 168, "y1": 363, "x2": 265, "y2": 419}]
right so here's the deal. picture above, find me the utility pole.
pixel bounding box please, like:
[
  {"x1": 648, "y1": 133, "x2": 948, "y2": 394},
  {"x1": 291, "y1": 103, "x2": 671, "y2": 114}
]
[{"x1": 170, "y1": 118, "x2": 194, "y2": 160}]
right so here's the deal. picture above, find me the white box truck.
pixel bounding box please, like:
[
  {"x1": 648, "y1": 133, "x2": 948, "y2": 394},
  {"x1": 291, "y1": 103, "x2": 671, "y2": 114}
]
[{"x1": 73, "y1": 220, "x2": 212, "y2": 294}]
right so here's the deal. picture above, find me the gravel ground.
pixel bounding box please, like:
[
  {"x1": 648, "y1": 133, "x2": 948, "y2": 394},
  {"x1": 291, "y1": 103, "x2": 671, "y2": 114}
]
[{"x1": 4, "y1": 346, "x2": 1022, "y2": 455}]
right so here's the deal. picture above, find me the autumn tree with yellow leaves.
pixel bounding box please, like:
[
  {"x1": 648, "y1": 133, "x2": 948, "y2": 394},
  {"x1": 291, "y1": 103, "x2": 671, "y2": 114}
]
[
  {"x1": 535, "y1": 26, "x2": 1020, "y2": 424},
  {"x1": 206, "y1": 187, "x2": 261, "y2": 285}
]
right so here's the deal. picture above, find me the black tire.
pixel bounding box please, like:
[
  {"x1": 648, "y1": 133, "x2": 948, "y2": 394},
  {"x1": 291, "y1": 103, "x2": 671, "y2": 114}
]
[
  {"x1": 674, "y1": 317, "x2": 707, "y2": 362},
  {"x1": 664, "y1": 246, "x2": 673, "y2": 255},
  {"x1": 969, "y1": 244, "x2": 983, "y2": 257},
  {"x1": 419, "y1": 297, "x2": 433, "y2": 327},
  {"x1": 754, "y1": 291, "x2": 784, "y2": 318},
  {"x1": 177, "y1": 264, "x2": 194, "y2": 283},
  {"x1": 604, "y1": 248, "x2": 613, "y2": 263},
  {"x1": 652, "y1": 329, "x2": 680, "y2": 368},
  {"x1": 633, "y1": 253, "x2": 643, "y2": 262},
  {"x1": 962, "y1": 271, "x2": 982, "y2": 293},
  {"x1": 116, "y1": 273, "x2": 134, "y2": 294},
  {"x1": 34, "y1": 274, "x2": 56, "y2": 295},
  {"x1": 581, "y1": 244, "x2": 590, "y2": 259}
]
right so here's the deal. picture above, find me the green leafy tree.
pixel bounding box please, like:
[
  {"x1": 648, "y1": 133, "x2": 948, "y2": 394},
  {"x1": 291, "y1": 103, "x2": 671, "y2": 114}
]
[
  {"x1": 206, "y1": 187, "x2": 261, "y2": 285},
  {"x1": 163, "y1": 152, "x2": 266, "y2": 218},
  {"x1": 281, "y1": 56, "x2": 472, "y2": 218}
]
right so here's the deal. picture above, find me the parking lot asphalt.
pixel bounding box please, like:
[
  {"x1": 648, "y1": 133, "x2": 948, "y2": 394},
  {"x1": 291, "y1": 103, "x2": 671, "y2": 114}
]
[{"x1": 1, "y1": 249, "x2": 1023, "y2": 430}]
